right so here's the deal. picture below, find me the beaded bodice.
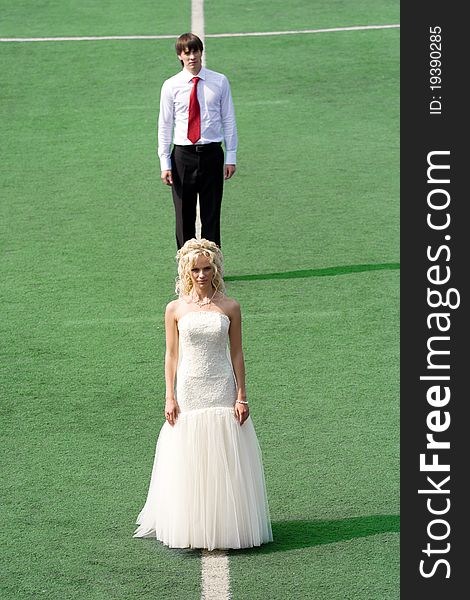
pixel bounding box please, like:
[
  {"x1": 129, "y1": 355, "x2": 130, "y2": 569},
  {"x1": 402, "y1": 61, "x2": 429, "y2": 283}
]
[{"x1": 176, "y1": 311, "x2": 237, "y2": 411}]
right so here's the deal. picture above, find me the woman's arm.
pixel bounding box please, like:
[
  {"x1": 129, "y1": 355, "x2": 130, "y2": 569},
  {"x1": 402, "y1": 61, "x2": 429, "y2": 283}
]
[
  {"x1": 164, "y1": 302, "x2": 180, "y2": 426},
  {"x1": 228, "y1": 302, "x2": 250, "y2": 425}
]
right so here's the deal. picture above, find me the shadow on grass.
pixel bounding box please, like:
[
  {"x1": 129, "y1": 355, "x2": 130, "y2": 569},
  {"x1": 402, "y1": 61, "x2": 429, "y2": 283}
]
[
  {"x1": 225, "y1": 262, "x2": 400, "y2": 282},
  {"x1": 232, "y1": 514, "x2": 400, "y2": 555}
]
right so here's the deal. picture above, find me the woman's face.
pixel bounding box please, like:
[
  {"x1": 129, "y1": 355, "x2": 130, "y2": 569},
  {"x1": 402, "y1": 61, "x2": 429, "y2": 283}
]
[{"x1": 190, "y1": 254, "x2": 214, "y2": 288}]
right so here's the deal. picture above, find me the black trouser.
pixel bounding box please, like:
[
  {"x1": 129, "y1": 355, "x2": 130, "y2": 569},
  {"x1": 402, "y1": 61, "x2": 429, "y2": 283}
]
[{"x1": 171, "y1": 143, "x2": 224, "y2": 249}]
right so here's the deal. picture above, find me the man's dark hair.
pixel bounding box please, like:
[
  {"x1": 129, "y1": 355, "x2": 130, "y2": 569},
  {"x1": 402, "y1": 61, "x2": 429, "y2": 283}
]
[{"x1": 175, "y1": 33, "x2": 204, "y2": 58}]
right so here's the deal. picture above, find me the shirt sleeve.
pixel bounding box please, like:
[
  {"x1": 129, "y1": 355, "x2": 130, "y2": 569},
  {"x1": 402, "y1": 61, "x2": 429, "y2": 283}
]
[
  {"x1": 157, "y1": 80, "x2": 174, "y2": 172},
  {"x1": 220, "y1": 76, "x2": 238, "y2": 165}
]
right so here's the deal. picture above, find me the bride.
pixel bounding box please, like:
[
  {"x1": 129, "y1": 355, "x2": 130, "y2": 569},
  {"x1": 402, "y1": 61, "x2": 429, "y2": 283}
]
[{"x1": 133, "y1": 238, "x2": 272, "y2": 550}]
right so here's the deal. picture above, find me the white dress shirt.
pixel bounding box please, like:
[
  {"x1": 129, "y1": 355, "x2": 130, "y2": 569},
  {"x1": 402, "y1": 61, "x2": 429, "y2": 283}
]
[{"x1": 157, "y1": 66, "x2": 238, "y2": 171}]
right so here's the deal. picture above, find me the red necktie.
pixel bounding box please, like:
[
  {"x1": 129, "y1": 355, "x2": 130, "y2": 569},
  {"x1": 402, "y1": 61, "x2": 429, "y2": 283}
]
[{"x1": 187, "y1": 77, "x2": 201, "y2": 144}]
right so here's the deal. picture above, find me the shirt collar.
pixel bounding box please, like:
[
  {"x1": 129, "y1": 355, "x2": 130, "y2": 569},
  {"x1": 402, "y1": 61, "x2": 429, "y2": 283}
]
[{"x1": 181, "y1": 66, "x2": 206, "y2": 82}]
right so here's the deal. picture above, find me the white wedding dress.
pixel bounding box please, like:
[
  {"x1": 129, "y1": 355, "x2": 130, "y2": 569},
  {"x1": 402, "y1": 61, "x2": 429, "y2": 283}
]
[{"x1": 133, "y1": 310, "x2": 273, "y2": 550}]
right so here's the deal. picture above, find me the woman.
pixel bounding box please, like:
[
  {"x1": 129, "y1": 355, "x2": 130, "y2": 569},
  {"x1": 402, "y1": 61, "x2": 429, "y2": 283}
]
[{"x1": 133, "y1": 239, "x2": 272, "y2": 550}]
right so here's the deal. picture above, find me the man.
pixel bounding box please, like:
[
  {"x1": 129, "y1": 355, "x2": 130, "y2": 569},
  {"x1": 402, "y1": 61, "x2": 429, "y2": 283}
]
[{"x1": 157, "y1": 33, "x2": 238, "y2": 249}]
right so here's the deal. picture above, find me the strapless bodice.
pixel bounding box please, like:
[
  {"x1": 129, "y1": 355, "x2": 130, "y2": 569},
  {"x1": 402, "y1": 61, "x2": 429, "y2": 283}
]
[{"x1": 176, "y1": 311, "x2": 236, "y2": 411}]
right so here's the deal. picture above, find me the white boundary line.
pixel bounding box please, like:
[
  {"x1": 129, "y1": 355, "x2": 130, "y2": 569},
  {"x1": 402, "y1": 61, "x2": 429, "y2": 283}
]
[
  {"x1": 0, "y1": 24, "x2": 399, "y2": 43},
  {"x1": 0, "y1": 34, "x2": 177, "y2": 42},
  {"x1": 201, "y1": 550, "x2": 231, "y2": 600},
  {"x1": 207, "y1": 23, "x2": 399, "y2": 37},
  {"x1": 192, "y1": 0, "x2": 205, "y2": 48},
  {"x1": 192, "y1": 0, "x2": 205, "y2": 238},
  {"x1": 191, "y1": 4, "x2": 230, "y2": 592}
]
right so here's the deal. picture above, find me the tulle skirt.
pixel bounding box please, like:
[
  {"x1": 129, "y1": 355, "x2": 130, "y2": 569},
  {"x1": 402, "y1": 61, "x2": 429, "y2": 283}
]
[{"x1": 133, "y1": 406, "x2": 273, "y2": 550}]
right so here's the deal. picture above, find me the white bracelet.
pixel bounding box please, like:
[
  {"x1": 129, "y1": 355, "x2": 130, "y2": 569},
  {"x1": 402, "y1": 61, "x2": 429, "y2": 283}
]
[{"x1": 236, "y1": 400, "x2": 249, "y2": 405}]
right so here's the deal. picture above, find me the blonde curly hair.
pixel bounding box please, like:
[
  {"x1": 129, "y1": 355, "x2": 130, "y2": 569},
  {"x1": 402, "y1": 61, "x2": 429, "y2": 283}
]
[{"x1": 175, "y1": 238, "x2": 226, "y2": 297}]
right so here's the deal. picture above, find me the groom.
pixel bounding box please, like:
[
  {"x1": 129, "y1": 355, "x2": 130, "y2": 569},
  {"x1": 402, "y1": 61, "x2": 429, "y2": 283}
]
[{"x1": 157, "y1": 33, "x2": 238, "y2": 249}]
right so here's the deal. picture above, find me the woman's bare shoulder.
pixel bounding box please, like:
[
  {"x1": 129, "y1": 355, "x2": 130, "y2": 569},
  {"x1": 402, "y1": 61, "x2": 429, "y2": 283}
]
[
  {"x1": 219, "y1": 295, "x2": 241, "y2": 317},
  {"x1": 165, "y1": 299, "x2": 181, "y2": 317}
]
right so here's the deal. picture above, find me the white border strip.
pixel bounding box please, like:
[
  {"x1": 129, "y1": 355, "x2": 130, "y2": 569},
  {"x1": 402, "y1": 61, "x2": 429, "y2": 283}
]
[{"x1": 0, "y1": 24, "x2": 399, "y2": 43}]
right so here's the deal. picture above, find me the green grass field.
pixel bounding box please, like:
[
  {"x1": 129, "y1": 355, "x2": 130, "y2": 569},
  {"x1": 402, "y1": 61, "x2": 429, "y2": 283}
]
[{"x1": 1, "y1": 2, "x2": 399, "y2": 598}]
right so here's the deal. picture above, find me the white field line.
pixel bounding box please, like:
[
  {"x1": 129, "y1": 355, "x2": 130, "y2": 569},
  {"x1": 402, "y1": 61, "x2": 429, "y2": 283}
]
[
  {"x1": 0, "y1": 24, "x2": 399, "y2": 43},
  {"x1": 192, "y1": 0, "x2": 205, "y2": 49},
  {"x1": 207, "y1": 23, "x2": 399, "y2": 37},
  {"x1": 0, "y1": 34, "x2": 177, "y2": 42},
  {"x1": 191, "y1": 0, "x2": 230, "y2": 589},
  {"x1": 193, "y1": 0, "x2": 204, "y2": 238},
  {"x1": 201, "y1": 550, "x2": 231, "y2": 600}
]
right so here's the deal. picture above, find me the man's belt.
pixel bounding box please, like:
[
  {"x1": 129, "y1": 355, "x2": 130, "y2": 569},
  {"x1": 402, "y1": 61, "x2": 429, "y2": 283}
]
[{"x1": 174, "y1": 142, "x2": 222, "y2": 153}]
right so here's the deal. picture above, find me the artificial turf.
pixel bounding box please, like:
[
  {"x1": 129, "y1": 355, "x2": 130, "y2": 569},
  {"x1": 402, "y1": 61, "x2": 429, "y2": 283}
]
[{"x1": 1, "y1": 2, "x2": 399, "y2": 598}]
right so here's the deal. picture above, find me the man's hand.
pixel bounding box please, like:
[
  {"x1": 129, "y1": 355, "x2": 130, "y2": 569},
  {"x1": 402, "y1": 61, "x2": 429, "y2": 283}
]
[
  {"x1": 161, "y1": 170, "x2": 173, "y2": 186},
  {"x1": 224, "y1": 164, "x2": 236, "y2": 180}
]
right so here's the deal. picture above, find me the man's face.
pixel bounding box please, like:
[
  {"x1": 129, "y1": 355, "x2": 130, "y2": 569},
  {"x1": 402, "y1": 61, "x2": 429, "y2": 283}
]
[{"x1": 178, "y1": 47, "x2": 202, "y2": 74}]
